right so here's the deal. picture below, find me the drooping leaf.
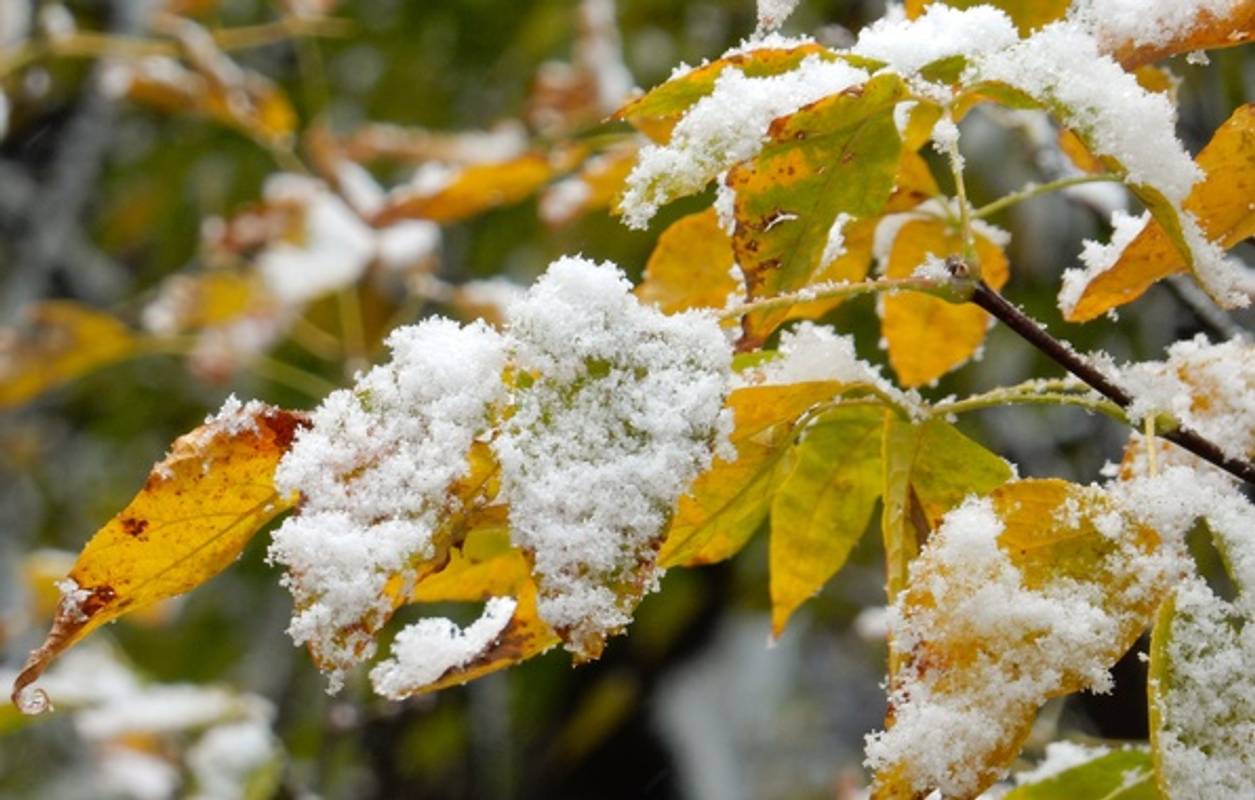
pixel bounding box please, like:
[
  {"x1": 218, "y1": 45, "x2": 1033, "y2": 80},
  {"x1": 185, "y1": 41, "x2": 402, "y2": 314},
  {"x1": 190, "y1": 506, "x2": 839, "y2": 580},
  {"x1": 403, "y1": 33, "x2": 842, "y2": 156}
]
[
  {"x1": 880, "y1": 218, "x2": 1010, "y2": 387},
  {"x1": 769, "y1": 404, "x2": 883, "y2": 637},
  {"x1": 1066, "y1": 103, "x2": 1255, "y2": 321},
  {"x1": 0, "y1": 302, "x2": 142, "y2": 411},
  {"x1": 635, "y1": 208, "x2": 738, "y2": 314},
  {"x1": 1006, "y1": 747, "x2": 1159, "y2": 799},
  {"x1": 374, "y1": 153, "x2": 559, "y2": 225},
  {"x1": 905, "y1": 0, "x2": 1070, "y2": 36},
  {"x1": 613, "y1": 44, "x2": 837, "y2": 143},
  {"x1": 659, "y1": 382, "x2": 844, "y2": 567},
  {"x1": 1108, "y1": 0, "x2": 1255, "y2": 69},
  {"x1": 10, "y1": 403, "x2": 308, "y2": 714},
  {"x1": 729, "y1": 73, "x2": 907, "y2": 346},
  {"x1": 871, "y1": 479, "x2": 1169, "y2": 799}
]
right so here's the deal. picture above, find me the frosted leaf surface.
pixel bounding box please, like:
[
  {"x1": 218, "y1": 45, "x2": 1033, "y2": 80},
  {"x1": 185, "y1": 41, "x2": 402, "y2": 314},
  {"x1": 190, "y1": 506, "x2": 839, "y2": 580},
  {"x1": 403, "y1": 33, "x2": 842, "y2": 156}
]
[
  {"x1": 370, "y1": 597, "x2": 517, "y2": 699},
  {"x1": 1075, "y1": 0, "x2": 1243, "y2": 51},
  {"x1": 852, "y1": 5, "x2": 1018, "y2": 78},
  {"x1": 620, "y1": 56, "x2": 869, "y2": 229},
  {"x1": 494, "y1": 256, "x2": 732, "y2": 656},
  {"x1": 1058, "y1": 210, "x2": 1149, "y2": 317},
  {"x1": 269, "y1": 318, "x2": 508, "y2": 689}
]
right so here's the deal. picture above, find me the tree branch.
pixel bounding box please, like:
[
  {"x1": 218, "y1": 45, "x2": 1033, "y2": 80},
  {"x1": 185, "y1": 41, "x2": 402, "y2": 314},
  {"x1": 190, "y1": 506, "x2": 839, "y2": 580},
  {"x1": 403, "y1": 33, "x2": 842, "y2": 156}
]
[{"x1": 964, "y1": 274, "x2": 1255, "y2": 486}]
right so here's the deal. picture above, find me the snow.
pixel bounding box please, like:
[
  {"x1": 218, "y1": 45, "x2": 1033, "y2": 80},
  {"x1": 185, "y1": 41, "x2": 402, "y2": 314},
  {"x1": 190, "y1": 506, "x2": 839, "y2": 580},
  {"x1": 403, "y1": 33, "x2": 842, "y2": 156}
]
[
  {"x1": 1115, "y1": 335, "x2": 1254, "y2": 463},
  {"x1": 821, "y1": 212, "x2": 853, "y2": 267},
  {"x1": 863, "y1": 492, "x2": 1173, "y2": 796},
  {"x1": 756, "y1": 0, "x2": 801, "y2": 33},
  {"x1": 620, "y1": 56, "x2": 869, "y2": 229},
  {"x1": 1058, "y1": 210, "x2": 1148, "y2": 316},
  {"x1": 1015, "y1": 742, "x2": 1110, "y2": 784},
  {"x1": 376, "y1": 220, "x2": 440, "y2": 272},
  {"x1": 269, "y1": 318, "x2": 509, "y2": 690},
  {"x1": 369, "y1": 596, "x2": 517, "y2": 698},
  {"x1": 187, "y1": 720, "x2": 278, "y2": 800},
  {"x1": 494, "y1": 257, "x2": 732, "y2": 654},
  {"x1": 76, "y1": 685, "x2": 266, "y2": 739},
  {"x1": 852, "y1": 5, "x2": 1018, "y2": 79},
  {"x1": 1075, "y1": 0, "x2": 1243, "y2": 52}
]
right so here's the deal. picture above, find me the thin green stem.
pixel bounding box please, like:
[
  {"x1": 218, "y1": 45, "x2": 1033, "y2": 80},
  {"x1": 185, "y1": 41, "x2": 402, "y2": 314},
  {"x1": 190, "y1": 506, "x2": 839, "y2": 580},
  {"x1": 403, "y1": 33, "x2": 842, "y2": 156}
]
[
  {"x1": 336, "y1": 286, "x2": 369, "y2": 377},
  {"x1": 973, "y1": 173, "x2": 1122, "y2": 220},
  {"x1": 247, "y1": 354, "x2": 338, "y2": 400},
  {"x1": 941, "y1": 130, "x2": 977, "y2": 265},
  {"x1": 719, "y1": 276, "x2": 944, "y2": 322},
  {"x1": 931, "y1": 389, "x2": 1127, "y2": 422}
]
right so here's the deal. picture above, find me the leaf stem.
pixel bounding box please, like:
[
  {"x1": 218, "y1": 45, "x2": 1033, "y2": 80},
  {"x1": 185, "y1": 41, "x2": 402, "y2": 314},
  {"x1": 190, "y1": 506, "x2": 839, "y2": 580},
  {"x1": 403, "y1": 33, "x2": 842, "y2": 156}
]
[
  {"x1": 972, "y1": 173, "x2": 1122, "y2": 220},
  {"x1": 967, "y1": 277, "x2": 1255, "y2": 485},
  {"x1": 932, "y1": 388, "x2": 1127, "y2": 422},
  {"x1": 247, "y1": 354, "x2": 338, "y2": 400},
  {"x1": 719, "y1": 276, "x2": 945, "y2": 322}
]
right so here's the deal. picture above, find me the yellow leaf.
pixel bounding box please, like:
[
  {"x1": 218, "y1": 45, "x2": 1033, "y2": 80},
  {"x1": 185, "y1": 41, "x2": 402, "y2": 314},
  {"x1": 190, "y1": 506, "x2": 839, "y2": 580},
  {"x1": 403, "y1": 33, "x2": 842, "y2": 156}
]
[
  {"x1": 0, "y1": 302, "x2": 141, "y2": 411},
  {"x1": 885, "y1": 150, "x2": 942, "y2": 213},
  {"x1": 872, "y1": 479, "x2": 1167, "y2": 799},
  {"x1": 1109, "y1": 0, "x2": 1255, "y2": 69},
  {"x1": 659, "y1": 382, "x2": 843, "y2": 567},
  {"x1": 1067, "y1": 103, "x2": 1255, "y2": 321},
  {"x1": 769, "y1": 405, "x2": 883, "y2": 637},
  {"x1": 540, "y1": 142, "x2": 639, "y2": 227},
  {"x1": 10, "y1": 403, "x2": 308, "y2": 714},
  {"x1": 375, "y1": 154, "x2": 556, "y2": 225},
  {"x1": 1058, "y1": 128, "x2": 1107, "y2": 175},
  {"x1": 635, "y1": 208, "x2": 738, "y2": 315},
  {"x1": 880, "y1": 219, "x2": 1010, "y2": 386},
  {"x1": 145, "y1": 271, "x2": 270, "y2": 334}
]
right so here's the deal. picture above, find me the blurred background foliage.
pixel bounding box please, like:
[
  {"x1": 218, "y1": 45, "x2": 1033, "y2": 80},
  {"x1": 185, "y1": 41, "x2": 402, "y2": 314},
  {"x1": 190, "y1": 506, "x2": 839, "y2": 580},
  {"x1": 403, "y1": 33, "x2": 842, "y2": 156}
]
[{"x1": 0, "y1": 0, "x2": 1250, "y2": 798}]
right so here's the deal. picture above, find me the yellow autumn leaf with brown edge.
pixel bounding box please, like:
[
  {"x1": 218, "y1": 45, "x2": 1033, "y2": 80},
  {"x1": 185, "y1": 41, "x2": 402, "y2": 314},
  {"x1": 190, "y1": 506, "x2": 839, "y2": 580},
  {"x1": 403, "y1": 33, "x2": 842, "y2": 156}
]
[
  {"x1": 659, "y1": 382, "x2": 845, "y2": 568},
  {"x1": 770, "y1": 404, "x2": 883, "y2": 637},
  {"x1": 635, "y1": 208, "x2": 738, "y2": 315},
  {"x1": 881, "y1": 218, "x2": 1010, "y2": 387},
  {"x1": 1066, "y1": 103, "x2": 1255, "y2": 322},
  {"x1": 0, "y1": 302, "x2": 141, "y2": 411},
  {"x1": 10, "y1": 403, "x2": 308, "y2": 715},
  {"x1": 374, "y1": 153, "x2": 557, "y2": 225},
  {"x1": 870, "y1": 479, "x2": 1169, "y2": 800},
  {"x1": 1107, "y1": 0, "x2": 1255, "y2": 70}
]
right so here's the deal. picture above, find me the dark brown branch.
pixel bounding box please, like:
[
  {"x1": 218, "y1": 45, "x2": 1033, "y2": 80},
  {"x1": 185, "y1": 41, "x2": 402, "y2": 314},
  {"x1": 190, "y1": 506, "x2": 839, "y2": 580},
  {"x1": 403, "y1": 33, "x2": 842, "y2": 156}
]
[{"x1": 965, "y1": 277, "x2": 1255, "y2": 487}]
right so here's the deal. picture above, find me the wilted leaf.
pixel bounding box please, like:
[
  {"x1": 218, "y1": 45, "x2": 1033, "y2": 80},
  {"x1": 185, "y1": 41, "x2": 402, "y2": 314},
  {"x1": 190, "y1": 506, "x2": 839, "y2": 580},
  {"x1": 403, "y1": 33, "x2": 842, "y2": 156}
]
[
  {"x1": 1108, "y1": 0, "x2": 1255, "y2": 69},
  {"x1": 635, "y1": 208, "x2": 738, "y2": 314},
  {"x1": 871, "y1": 479, "x2": 1168, "y2": 799},
  {"x1": 10, "y1": 403, "x2": 308, "y2": 714},
  {"x1": 770, "y1": 404, "x2": 883, "y2": 636},
  {"x1": 880, "y1": 218, "x2": 1010, "y2": 386},
  {"x1": 1006, "y1": 747, "x2": 1159, "y2": 799},
  {"x1": 613, "y1": 44, "x2": 836, "y2": 143},
  {"x1": 1066, "y1": 103, "x2": 1255, "y2": 321},
  {"x1": 375, "y1": 153, "x2": 558, "y2": 225},
  {"x1": 729, "y1": 73, "x2": 907, "y2": 347},
  {"x1": 0, "y1": 302, "x2": 141, "y2": 411},
  {"x1": 659, "y1": 382, "x2": 843, "y2": 567},
  {"x1": 905, "y1": 0, "x2": 1069, "y2": 35}
]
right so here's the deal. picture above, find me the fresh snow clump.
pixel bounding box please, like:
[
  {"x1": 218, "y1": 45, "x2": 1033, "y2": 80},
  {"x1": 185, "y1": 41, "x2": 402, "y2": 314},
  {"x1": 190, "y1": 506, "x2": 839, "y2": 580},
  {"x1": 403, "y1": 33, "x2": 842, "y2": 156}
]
[
  {"x1": 852, "y1": 5, "x2": 1018, "y2": 78},
  {"x1": 494, "y1": 256, "x2": 731, "y2": 656},
  {"x1": 269, "y1": 318, "x2": 508, "y2": 690}
]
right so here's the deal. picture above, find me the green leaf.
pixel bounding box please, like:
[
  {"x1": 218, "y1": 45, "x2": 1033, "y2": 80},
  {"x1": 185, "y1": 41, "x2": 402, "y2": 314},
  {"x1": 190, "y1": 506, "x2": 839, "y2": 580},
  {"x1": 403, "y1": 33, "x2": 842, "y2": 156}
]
[
  {"x1": 1006, "y1": 747, "x2": 1159, "y2": 799},
  {"x1": 728, "y1": 73, "x2": 907, "y2": 346},
  {"x1": 769, "y1": 404, "x2": 884, "y2": 637}
]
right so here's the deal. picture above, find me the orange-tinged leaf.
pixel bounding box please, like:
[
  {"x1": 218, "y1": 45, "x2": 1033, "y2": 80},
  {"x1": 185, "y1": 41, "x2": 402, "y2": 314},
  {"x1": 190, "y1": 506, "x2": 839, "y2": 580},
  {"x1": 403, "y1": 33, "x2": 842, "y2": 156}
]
[
  {"x1": 871, "y1": 479, "x2": 1168, "y2": 799},
  {"x1": 1058, "y1": 128, "x2": 1107, "y2": 175},
  {"x1": 769, "y1": 404, "x2": 883, "y2": 637},
  {"x1": 375, "y1": 153, "x2": 556, "y2": 225},
  {"x1": 885, "y1": 149, "x2": 942, "y2": 213},
  {"x1": 729, "y1": 73, "x2": 907, "y2": 347},
  {"x1": 906, "y1": 0, "x2": 1069, "y2": 35},
  {"x1": 1108, "y1": 0, "x2": 1255, "y2": 69},
  {"x1": 659, "y1": 382, "x2": 843, "y2": 567},
  {"x1": 0, "y1": 302, "x2": 141, "y2": 411},
  {"x1": 880, "y1": 219, "x2": 1010, "y2": 386},
  {"x1": 613, "y1": 44, "x2": 836, "y2": 144},
  {"x1": 635, "y1": 208, "x2": 738, "y2": 315},
  {"x1": 1067, "y1": 103, "x2": 1255, "y2": 321},
  {"x1": 11, "y1": 403, "x2": 308, "y2": 714},
  {"x1": 540, "y1": 142, "x2": 639, "y2": 227}
]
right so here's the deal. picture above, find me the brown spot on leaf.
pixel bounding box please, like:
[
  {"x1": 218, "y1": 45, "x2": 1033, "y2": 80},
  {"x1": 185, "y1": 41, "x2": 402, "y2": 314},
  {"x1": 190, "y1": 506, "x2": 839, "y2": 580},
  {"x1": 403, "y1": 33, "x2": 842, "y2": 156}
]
[
  {"x1": 120, "y1": 517, "x2": 148, "y2": 538},
  {"x1": 80, "y1": 585, "x2": 117, "y2": 617}
]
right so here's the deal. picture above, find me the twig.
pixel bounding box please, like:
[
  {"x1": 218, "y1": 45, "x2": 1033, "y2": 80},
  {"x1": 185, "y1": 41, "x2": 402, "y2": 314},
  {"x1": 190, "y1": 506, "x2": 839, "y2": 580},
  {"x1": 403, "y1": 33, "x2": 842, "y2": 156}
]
[
  {"x1": 719, "y1": 276, "x2": 947, "y2": 322},
  {"x1": 965, "y1": 274, "x2": 1255, "y2": 485}
]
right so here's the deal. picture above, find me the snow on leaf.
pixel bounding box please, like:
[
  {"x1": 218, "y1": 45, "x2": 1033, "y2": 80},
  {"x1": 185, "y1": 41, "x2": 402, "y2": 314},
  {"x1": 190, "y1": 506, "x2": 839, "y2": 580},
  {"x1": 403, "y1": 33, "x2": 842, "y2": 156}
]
[
  {"x1": 867, "y1": 479, "x2": 1171, "y2": 800},
  {"x1": 1006, "y1": 745, "x2": 1158, "y2": 799},
  {"x1": 612, "y1": 43, "x2": 836, "y2": 144},
  {"x1": 904, "y1": 0, "x2": 1070, "y2": 36},
  {"x1": 540, "y1": 141, "x2": 639, "y2": 228},
  {"x1": 635, "y1": 208, "x2": 739, "y2": 315},
  {"x1": 1088, "y1": 0, "x2": 1255, "y2": 70},
  {"x1": 11, "y1": 399, "x2": 307, "y2": 714},
  {"x1": 0, "y1": 302, "x2": 141, "y2": 410},
  {"x1": 769, "y1": 404, "x2": 883, "y2": 637},
  {"x1": 880, "y1": 217, "x2": 1010, "y2": 387},
  {"x1": 658, "y1": 382, "x2": 843, "y2": 568},
  {"x1": 1064, "y1": 103, "x2": 1255, "y2": 322},
  {"x1": 494, "y1": 257, "x2": 732, "y2": 660},
  {"x1": 728, "y1": 72, "x2": 907, "y2": 347}
]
